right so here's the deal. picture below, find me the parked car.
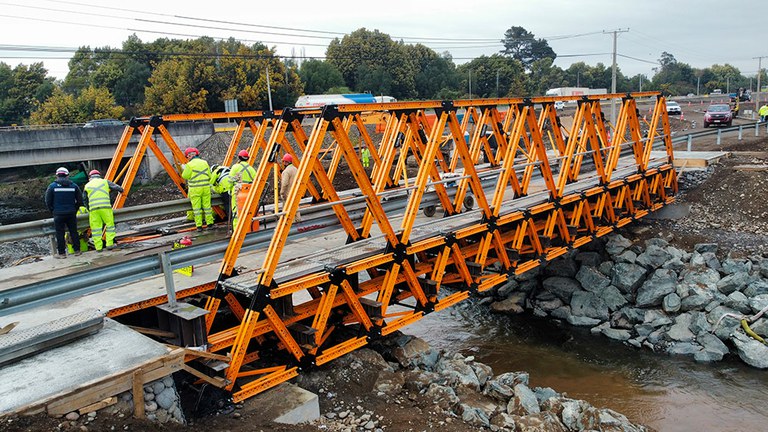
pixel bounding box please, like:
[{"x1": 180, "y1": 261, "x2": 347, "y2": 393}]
[
  {"x1": 711, "y1": 89, "x2": 723, "y2": 95},
  {"x1": 666, "y1": 101, "x2": 682, "y2": 116},
  {"x1": 83, "y1": 119, "x2": 125, "y2": 128},
  {"x1": 703, "y1": 104, "x2": 733, "y2": 128},
  {"x1": 554, "y1": 101, "x2": 565, "y2": 110}
]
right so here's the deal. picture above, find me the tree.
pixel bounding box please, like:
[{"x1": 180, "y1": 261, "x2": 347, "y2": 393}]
[
  {"x1": 651, "y1": 52, "x2": 696, "y2": 95},
  {"x1": 457, "y1": 55, "x2": 527, "y2": 98},
  {"x1": 326, "y1": 28, "x2": 418, "y2": 99},
  {"x1": 30, "y1": 86, "x2": 123, "y2": 124},
  {"x1": 500, "y1": 26, "x2": 556, "y2": 70},
  {"x1": 406, "y1": 46, "x2": 460, "y2": 99},
  {"x1": 528, "y1": 58, "x2": 565, "y2": 96},
  {"x1": 0, "y1": 62, "x2": 55, "y2": 126},
  {"x1": 299, "y1": 60, "x2": 345, "y2": 95}
]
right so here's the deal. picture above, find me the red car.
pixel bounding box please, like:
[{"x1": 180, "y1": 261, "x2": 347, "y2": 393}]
[{"x1": 703, "y1": 104, "x2": 733, "y2": 128}]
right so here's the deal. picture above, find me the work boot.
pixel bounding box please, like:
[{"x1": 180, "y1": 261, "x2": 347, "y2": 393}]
[
  {"x1": 74, "y1": 250, "x2": 82, "y2": 256},
  {"x1": 196, "y1": 226, "x2": 203, "y2": 232},
  {"x1": 97, "y1": 248, "x2": 103, "y2": 253},
  {"x1": 106, "y1": 245, "x2": 115, "y2": 250},
  {"x1": 54, "y1": 254, "x2": 66, "y2": 259}
]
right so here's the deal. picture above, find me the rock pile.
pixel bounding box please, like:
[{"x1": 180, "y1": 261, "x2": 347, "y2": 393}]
[
  {"x1": 303, "y1": 336, "x2": 648, "y2": 432},
  {"x1": 62, "y1": 376, "x2": 185, "y2": 427},
  {"x1": 485, "y1": 233, "x2": 768, "y2": 368}
]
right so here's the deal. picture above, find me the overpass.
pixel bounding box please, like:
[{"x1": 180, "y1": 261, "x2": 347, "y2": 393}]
[
  {"x1": 0, "y1": 92, "x2": 678, "y2": 414},
  {"x1": 0, "y1": 120, "x2": 214, "y2": 176}
]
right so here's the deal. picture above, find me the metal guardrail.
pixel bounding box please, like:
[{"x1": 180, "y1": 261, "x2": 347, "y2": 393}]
[
  {"x1": 672, "y1": 119, "x2": 768, "y2": 150},
  {"x1": 0, "y1": 196, "x2": 223, "y2": 244}
]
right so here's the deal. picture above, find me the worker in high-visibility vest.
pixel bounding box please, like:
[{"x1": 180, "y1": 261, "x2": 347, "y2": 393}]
[
  {"x1": 361, "y1": 146, "x2": 370, "y2": 168},
  {"x1": 210, "y1": 164, "x2": 234, "y2": 225},
  {"x1": 181, "y1": 147, "x2": 214, "y2": 231},
  {"x1": 759, "y1": 103, "x2": 768, "y2": 122},
  {"x1": 66, "y1": 206, "x2": 90, "y2": 254},
  {"x1": 229, "y1": 150, "x2": 257, "y2": 229},
  {"x1": 83, "y1": 170, "x2": 124, "y2": 251}
]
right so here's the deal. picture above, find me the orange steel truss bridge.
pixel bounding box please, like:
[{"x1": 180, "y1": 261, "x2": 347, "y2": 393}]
[{"x1": 103, "y1": 92, "x2": 677, "y2": 403}]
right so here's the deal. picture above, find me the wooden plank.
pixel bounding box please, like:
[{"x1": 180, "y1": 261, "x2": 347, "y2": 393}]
[
  {"x1": 181, "y1": 364, "x2": 227, "y2": 388},
  {"x1": 40, "y1": 349, "x2": 184, "y2": 416},
  {"x1": 78, "y1": 397, "x2": 117, "y2": 415},
  {"x1": 132, "y1": 370, "x2": 145, "y2": 419},
  {"x1": 129, "y1": 326, "x2": 176, "y2": 339}
]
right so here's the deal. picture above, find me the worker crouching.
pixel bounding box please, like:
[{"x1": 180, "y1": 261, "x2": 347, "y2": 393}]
[{"x1": 84, "y1": 170, "x2": 124, "y2": 251}]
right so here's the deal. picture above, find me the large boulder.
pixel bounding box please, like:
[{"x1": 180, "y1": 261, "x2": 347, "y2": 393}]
[
  {"x1": 436, "y1": 357, "x2": 481, "y2": 391},
  {"x1": 552, "y1": 306, "x2": 601, "y2": 326},
  {"x1": 605, "y1": 234, "x2": 633, "y2": 256},
  {"x1": 490, "y1": 297, "x2": 525, "y2": 315},
  {"x1": 571, "y1": 291, "x2": 610, "y2": 320},
  {"x1": 707, "y1": 305, "x2": 742, "y2": 339},
  {"x1": 635, "y1": 245, "x2": 673, "y2": 270},
  {"x1": 688, "y1": 311, "x2": 711, "y2": 334},
  {"x1": 681, "y1": 267, "x2": 721, "y2": 290},
  {"x1": 680, "y1": 287, "x2": 715, "y2": 312},
  {"x1": 597, "y1": 285, "x2": 628, "y2": 312},
  {"x1": 721, "y1": 257, "x2": 753, "y2": 275},
  {"x1": 717, "y1": 272, "x2": 750, "y2": 295},
  {"x1": 576, "y1": 266, "x2": 611, "y2": 293},
  {"x1": 643, "y1": 309, "x2": 673, "y2": 327},
  {"x1": 724, "y1": 291, "x2": 752, "y2": 314},
  {"x1": 636, "y1": 268, "x2": 678, "y2": 307},
  {"x1": 745, "y1": 280, "x2": 768, "y2": 297},
  {"x1": 668, "y1": 313, "x2": 695, "y2": 342},
  {"x1": 662, "y1": 293, "x2": 682, "y2": 313},
  {"x1": 425, "y1": 383, "x2": 460, "y2": 410},
  {"x1": 507, "y1": 383, "x2": 540, "y2": 416},
  {"x1": 575, "y1": 251, "x2": 603, "y2": 268},
  {"x1": 695, "y1": 332, "x2": 729, "y2": 362},
  {"x1": 601, "y1": 327, "x2": 631, "y2": 341},
  {"x1": 391, "y1": 336, "x2": 439, "y2": 369},
  {"x1": 542, "y1": 277, "x2": 582, "y2": 302},
  {"x1": 611, "y1": 263, "x2": 648, "y2": 294},
  {"x1": 731, "y1": 331, "x2": 768, "y2": 368},
  {"x1": 515, "y1": 412, "x2": 568, "y2": 432},
  {"x1": 544, "y1": 258, "x2": 579, "y2": 278},
  {"x1": 749, "y1": 295, "x2": 768, "y2": 314}
]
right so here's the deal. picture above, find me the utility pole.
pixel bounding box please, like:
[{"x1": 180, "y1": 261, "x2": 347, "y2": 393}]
[
  {"x1": 577, "y1": 71, "x2": 580, "y2": 87},
  {"x1": 754, "y1": 56, "x2": 767, "y2": 107},
  {"x1": 697, "y1": 75, "x2": 700, "y2": 96},
  {"x1": 639, "y1": 74, "x2": 643, "y2": 92},
  {"x1": 469, "y1": 70, "x2": 472, "y2": 100},
  {"x1": 604, "y1": 29, "x2": 629, "y2": 125},
  {"x1": 266, "y1": 64, "x2": 273, "y2": 111}
]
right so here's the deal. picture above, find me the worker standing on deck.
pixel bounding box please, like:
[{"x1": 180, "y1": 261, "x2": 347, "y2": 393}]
[
  {"x1": 83, "y1": 170, "x2": 124, "y2": 251},
  {"x1": 759, "y1": 103, "x2": 768, "y2": 122},
  {"x1": 181, "y1": 147, "x2": 214, "y2": 231},
  {"x1": 210, "y1": 164, "x2": 233, "y2": 223},
  {"x1": 45, "y1": 167, "x2": 84, "y2": 259},
  {"x1": 229, "y1": 149, "x2": 257, "y2": 230},
  {"x1": 280, "y1": 153, "x2": 301, "y2": 222}
]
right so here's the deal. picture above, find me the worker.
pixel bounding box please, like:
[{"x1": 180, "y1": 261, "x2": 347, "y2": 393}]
[
  {"x1": 759, "y1": 103, "x2": 768, "y2": 122},
  {"x1": 45, "y1": 167, "x2": 84, "y2": 259},
  {"x1": 181, "y1": 147, "x2": 214, "y2": 231},
  {"x1": 361, "y1": 145, "x2": 370, "y2": 168},
  {"x1": 280, "y1": 153, "x2": 301, "y2": 222},
  {"x1": 229, "y1": 149, "x2": 257, "y2": 230},
  {"x1": 229, "y1": 149, "x2": 257, "y2": 184},
  {"x1": 83, "y1": 170, "x2": 124, "y2": 251},
  {"x1": 66, "y1": 206, "x2": 90, "y2": 254},
  {"x1": 210, "y1": 164, "x2": 234, "y2": 225}
]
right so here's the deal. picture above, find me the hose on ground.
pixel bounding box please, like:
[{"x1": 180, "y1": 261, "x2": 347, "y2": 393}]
[{"x1": 711, "y1": 305, "x2": 768, "y2": 344}]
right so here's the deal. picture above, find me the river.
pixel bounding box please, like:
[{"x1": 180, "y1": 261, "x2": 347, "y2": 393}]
[{"x1": 409, "y1": 300, "x2": 768, "y2": 432}]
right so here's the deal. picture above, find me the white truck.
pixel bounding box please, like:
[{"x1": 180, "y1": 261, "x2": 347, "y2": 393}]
[
  {"x1": 294, "y1": 93, "x2": 397, "y2": 108},
  {"x1": 545, "y1": 87, "x2": 608, "y2": 98}
]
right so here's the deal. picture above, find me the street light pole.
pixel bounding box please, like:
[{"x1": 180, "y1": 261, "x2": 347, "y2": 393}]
[
  {"x1": 604, "y1": 28, "x2": 629, "y2": 125},
  {"x1": 755, "y1": 56, "x2": 766, "y2": 106}
]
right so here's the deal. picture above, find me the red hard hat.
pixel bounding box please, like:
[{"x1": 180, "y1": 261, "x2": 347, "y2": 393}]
[
  {"x1": 184, "y1": 147, "x2": 199, "y2": 157},
  {"x1": 238, "y1": 149, "x2": 249, "y2": 158},
  {"x1": 282, "y1": 153, "x2": 293, "y2": 163},
  {"x1": 88, "y1": 169, "x2": 101, "y2": 177}
]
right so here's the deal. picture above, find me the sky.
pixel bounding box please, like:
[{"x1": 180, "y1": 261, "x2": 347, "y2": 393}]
[{"x1": 1, "y1": 0, "x2": 767, "y2": 83}]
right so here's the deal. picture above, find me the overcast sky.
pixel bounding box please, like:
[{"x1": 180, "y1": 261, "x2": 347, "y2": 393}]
[{"x1": 1, "y1": 0, "x2": 766, "y2": 82}]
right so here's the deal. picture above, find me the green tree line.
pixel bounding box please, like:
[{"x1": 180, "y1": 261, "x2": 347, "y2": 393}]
[{"x1": 1, "y1": 27, "x2": 766, "y2": 126}]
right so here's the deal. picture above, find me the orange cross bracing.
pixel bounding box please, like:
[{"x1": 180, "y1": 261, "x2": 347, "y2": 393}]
[{"x1": 105, "y1": 93, "x2": 677, "y2": 403}]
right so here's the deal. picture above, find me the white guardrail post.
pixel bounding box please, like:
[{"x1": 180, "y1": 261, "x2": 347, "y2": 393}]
[{"x1": 738, "y1": 125, "x2": 743, "y2": 141}]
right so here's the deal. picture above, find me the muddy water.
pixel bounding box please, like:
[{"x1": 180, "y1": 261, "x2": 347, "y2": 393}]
[{"x1": 408, "y1": 301, "x2": 768, "y2": 432}]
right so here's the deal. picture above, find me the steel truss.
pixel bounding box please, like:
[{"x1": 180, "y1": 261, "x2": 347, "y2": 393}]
[{"x1": 106, "y1": 93, "x2": 676, "y2": 402}]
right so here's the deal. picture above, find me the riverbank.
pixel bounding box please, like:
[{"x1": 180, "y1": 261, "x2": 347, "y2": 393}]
[{"x1": 2, "y1": 332, "x2": 650, "y2": 432}]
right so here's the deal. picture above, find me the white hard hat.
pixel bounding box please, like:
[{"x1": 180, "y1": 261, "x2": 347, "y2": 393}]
[{"x1": 56, "y1": 167, "x2": 69, "y2": 176}]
